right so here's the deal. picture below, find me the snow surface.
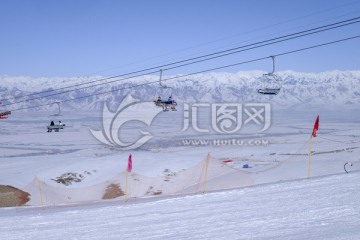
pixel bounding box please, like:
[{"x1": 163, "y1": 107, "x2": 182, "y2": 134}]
[
  {"x1": 0, "y1": 173, "x2": 359, "y2": 240},
  {"x1": 0, "y1": 71, "x2": 360, "y2": 239}
]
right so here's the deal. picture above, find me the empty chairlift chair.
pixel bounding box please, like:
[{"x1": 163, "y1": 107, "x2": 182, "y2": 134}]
[{"x1": 258, "y1": 56, "x2": 282, "y2": 95}]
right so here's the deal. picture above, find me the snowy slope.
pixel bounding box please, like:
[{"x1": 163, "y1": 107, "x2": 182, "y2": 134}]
[
  {"x1": 0, "y1": 172, "x2": 359, "y2": 240},
  {"x1": 1, "y1": 70, "x2": 360, "y2": 112}
]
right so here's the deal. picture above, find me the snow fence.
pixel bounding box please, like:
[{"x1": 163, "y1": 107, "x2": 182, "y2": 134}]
[{"x1": 1, "y1": 137, "x2": 359, "y2": 208}]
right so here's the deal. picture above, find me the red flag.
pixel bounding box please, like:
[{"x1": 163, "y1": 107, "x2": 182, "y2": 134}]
[
  {"x1": 311, "y1": 115, "x2": 319, "y2": 137},
  {"x1": 127, "y1": 154, "x2": 132, "y2": 172}
]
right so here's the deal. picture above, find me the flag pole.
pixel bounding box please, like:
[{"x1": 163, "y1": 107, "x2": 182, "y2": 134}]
[
  {"x1": 203, "y1": 152, "x2": 211, "y2": 193},
  {"x1": 124, "y1": 153, "x2": 132, "y2": 203},
  {"x1": 308, "y1": 135, "x2": 313, "y2": 179},
  {"x1": 308, "y1": 115, "x2": 319, "y2": 179},
  {"x1": 124, "y1": 170, "x2": 128, "y2": 203},
  {"x1": 35, "y1": 176, "x2": 44, "y2": 207}
]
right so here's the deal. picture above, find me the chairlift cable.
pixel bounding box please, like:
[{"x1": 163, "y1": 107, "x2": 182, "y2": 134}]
[
  {"x1": 7, "y1": 34, "x2": 360, "y2": 113},
  {"x1": 54, "y1": 1, "x2": 360, "y2": 78},
  {"x1": 158, "y1": 18, "x2": 360, "y2": 73},
  {"x1": 1, "y1": 16, "x2": 360, "y2": 105}
]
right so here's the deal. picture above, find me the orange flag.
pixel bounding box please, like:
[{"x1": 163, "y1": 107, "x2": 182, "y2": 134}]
[{"x1": 311, "y1": 115, "x2": 319, "y2": 137}]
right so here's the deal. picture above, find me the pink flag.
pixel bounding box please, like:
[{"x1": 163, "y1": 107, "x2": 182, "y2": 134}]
[
  {"x1": 311, "y1": 115, "x2": 319, "y2": 137},
  {"x1": 127, "y1": 154, "x2": 132, "y2": 172}
]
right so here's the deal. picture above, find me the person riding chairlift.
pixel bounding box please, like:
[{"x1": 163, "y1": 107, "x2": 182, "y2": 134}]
[
  {"x1": 47, "y1": 121, "x2": 55, "y2": 132},
  {"x1": 167, "y1": 96, "x2": 173, "y2": 104}
]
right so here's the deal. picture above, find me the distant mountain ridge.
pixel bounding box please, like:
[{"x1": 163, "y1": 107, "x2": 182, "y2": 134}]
[{"x1": 1, "y1": 70, "x2": 359, "y2": 112}]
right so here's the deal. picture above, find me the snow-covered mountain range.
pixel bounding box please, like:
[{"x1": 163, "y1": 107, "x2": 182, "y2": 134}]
[{"x1": 1, "y1": 70, "x2": 359, "y2": 112}]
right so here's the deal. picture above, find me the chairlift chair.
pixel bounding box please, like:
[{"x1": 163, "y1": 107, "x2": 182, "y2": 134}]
[
  {"x1": 0, "y1": 102, "x2": 11, "y2": 119},
  {"x1": 0, "y1": 110, "x2": 11, "y2": 119},
  {"x1": 47, "y1": 121, "x2": 66, "y2": 132},
  {"x1": 47, "y1": 101, "x2": 66, "y2": 131},
  {"x1": 258, "y1": 56, "x2": 282, "y2": 95},
  {"x1": 153, "y1": 69, "x2": 177, "y2": 111}
]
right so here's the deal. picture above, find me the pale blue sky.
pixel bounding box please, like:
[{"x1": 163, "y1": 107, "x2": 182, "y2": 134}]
[{"x1": 1, "y1": 0, "x2": 360, "y2": 77}]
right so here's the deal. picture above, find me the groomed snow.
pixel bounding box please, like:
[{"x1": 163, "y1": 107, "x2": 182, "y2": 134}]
[{"x1": 0, "y1": 172, "x2": 359, "y2": 240}]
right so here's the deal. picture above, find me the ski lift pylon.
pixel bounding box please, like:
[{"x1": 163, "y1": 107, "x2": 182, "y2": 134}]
[{"x1": 258, "y1": 56, "x2": 282, "y2": 95}]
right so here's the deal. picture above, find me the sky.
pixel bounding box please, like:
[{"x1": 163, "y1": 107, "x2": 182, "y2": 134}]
[{"x1": 0, "y1": 0, "x2": 360, "y2": 77}]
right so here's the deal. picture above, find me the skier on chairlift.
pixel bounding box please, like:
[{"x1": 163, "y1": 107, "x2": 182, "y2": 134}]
[{"x1": 167, "y1": 96, "x2": 172, "y2": 104}]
